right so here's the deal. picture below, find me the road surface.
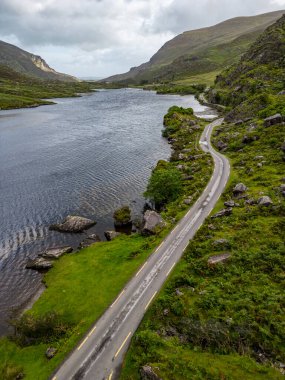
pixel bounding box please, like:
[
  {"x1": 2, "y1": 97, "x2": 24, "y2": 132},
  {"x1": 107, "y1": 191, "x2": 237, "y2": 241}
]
[{"x1": 51, "y1": 118, "x2": 230, "y2": 380}]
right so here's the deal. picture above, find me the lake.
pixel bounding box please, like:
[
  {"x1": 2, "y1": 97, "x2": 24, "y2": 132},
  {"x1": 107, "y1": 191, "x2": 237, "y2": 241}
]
[{"x1": 0, "y1": 88, "x2": 216, "y2": 334}]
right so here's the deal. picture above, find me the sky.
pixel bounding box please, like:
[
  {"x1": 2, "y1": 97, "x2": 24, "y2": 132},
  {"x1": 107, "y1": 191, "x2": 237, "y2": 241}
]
[{"x1": 0, "y1": 0, "x2": 285, "y2": 78}]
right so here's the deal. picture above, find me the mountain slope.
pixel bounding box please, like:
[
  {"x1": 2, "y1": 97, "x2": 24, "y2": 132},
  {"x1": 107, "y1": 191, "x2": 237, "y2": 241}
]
[
  {"x1": 0, "y1": 40, "x2": 77, "y2": 82},
  {"x1": 209, "y1": 13, "x2": 285, "y2": 120},
  {"x1": 120, "y1": 14, "x2": 285, "y2": 380},
  {"x1": 105, "y1": 10, "x2": 284, "y2": 84}
]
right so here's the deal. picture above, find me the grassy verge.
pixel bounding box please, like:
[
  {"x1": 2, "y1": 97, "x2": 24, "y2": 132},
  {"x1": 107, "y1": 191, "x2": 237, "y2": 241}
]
[
  {"x1": 0, "y1": 107, "x2": 214, "y2": 379},
  {"x1": 120, "y1": 118, "x2": 285, "y2": 379}
]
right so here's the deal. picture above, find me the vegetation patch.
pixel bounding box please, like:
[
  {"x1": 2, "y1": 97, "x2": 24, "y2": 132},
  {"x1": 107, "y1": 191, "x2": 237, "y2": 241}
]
[{"x1": 120, "y1": 15, "x2": 285, "y2": 379}]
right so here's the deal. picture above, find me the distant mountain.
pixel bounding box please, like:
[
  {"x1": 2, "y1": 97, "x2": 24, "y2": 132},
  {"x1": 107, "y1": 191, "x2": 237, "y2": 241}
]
[
  {"x1": 0, "y1": 40, "x2": 78, "y2": 82},
  {"x1": 105, "y1": 10, "x2": 285, "y2": 84},
  {"x1": 210, "y1": 13, "x2": 285, "y2": 121}
]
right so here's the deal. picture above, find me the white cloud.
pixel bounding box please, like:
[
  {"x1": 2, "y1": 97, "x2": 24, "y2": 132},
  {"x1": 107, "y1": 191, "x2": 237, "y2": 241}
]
[{"x1": 0, "y1": 0, "x2": 284, "y2": 77}]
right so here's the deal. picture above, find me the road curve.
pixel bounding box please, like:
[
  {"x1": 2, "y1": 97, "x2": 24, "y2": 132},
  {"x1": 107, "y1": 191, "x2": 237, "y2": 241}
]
[{"x1": 51, "y1": 118, "x2": 230, "y2": 380}]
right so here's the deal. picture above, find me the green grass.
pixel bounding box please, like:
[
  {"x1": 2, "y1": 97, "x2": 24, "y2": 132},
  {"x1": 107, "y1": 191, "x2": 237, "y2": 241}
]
[
  {"x1": 0, "y1": 64, "x2": 95, "y2": 110},
  {"x1": 173, "y1": 70, "x2": 222, "y2": 86},
  {"x1": 0, "y1": 234, "x2": 160, "y2": 379},
  {"x1": 120, "y1": 116, "x2": 285, "y2": 378}
]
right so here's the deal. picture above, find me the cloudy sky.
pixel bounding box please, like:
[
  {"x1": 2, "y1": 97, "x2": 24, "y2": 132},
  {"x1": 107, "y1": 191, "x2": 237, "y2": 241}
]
[{"x1": 0, "y1": 0, "x2": 285, "y2": 78}]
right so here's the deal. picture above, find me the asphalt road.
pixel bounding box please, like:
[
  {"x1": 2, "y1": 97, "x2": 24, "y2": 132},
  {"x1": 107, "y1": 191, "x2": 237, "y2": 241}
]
[{"x1": 51, "y1": 118, "x2": 230, "y2": 380}]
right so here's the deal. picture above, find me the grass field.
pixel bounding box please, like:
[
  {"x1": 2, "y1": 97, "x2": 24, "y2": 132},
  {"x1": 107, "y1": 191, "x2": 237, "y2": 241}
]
[{"x1": 173, "y1": 70, "x2": 222, "y2": 86}]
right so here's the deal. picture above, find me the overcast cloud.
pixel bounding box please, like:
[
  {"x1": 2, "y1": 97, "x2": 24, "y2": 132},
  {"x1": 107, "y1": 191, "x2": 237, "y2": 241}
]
[{"x1": 0, "y1": 0, "x2": 284, "y2": 77}]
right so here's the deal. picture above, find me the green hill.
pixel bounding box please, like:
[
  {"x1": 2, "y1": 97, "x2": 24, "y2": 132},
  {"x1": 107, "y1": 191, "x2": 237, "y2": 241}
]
[
  {"x1": 0, "y1": 64, "x2": 93, "y2": 110},
  {"x1": 105, "y1": 10, "x2": 284, "y2": 84},
  {"x1": 208, "y1": 13, "x2": 285, "y2": 121},
  {"x1": 0, "y1": 40, "x2": 77, "y2": 82},
  {"x1": 120, "y1": 14, "x2": 285, "y2": 380}
]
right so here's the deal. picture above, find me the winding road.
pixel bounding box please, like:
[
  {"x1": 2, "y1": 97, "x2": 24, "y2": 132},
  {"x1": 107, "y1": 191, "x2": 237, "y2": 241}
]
[{"x1": 51, "y1": 118, "x2": 230, "y2": 380}]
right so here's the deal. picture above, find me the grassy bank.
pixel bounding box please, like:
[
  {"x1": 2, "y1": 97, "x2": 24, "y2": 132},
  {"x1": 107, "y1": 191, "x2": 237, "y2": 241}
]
[
  {"x1": 120, "y1": 117, "x2": 285, "y2": 379},
  {"x1": 0, "y1": 65, "x2": 95, "y2": 110},
  {"x1": 0, "y1": 107, "x2": 214, "y2": 379}
]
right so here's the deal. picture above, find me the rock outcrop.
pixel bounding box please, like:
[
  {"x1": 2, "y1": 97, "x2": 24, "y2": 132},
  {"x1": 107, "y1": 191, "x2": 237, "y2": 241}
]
[
  {"x1": 233, "y1": 183, "x2": 247, "y2": 195},
  {"x1": 264, "y1": 113, "x2": 282, "y2": 127},
  {"x1": 26, "y1": 257, "x2": 53, "y2": 270},
  {"x1": 140, "y1": 365, "x2": 162, "y2": 380},
  {"x1": 142, "y1": 210, "x2": 166, "y2": 235},
  {"x1": 224, "y1": 200, "x2": 239, "y2": 208},
  {"x1": 258, "y1": 196, "x2": 273, "y2": 206},
  {"x1": 216, "y1": 140, "x2": 228, "y2": 151},
  {"x1": 211, "y1": 208, "x2": 232, "y2": 218},
  {"x1": 45, "y1": 347, "x2": 57, "y2": 359},
  {"x1": 40, "y1": 246, "x2": 73, "y2": 259},
  {"x1": 104, "y1": 231, "x2": 121, "y2": 241},
  {"x1": 208, "y1": 253, "x2": 231, "y2": 265},
  {"x1": 50, "y1": 215, "x2": 96, "y2": 233},
  {"x1": 79, "y1": 234, "x2": 101, "y2": 248}
]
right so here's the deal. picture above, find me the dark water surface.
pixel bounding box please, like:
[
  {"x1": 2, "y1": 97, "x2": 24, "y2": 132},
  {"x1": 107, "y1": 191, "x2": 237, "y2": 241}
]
[{"x1": 0, "y1": 88, "x2": 216, "y2": 334}]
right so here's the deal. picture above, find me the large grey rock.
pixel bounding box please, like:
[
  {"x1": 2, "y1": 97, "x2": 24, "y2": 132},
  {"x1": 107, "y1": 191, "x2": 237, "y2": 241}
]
[
  {"x1": 45, "y1": 347, "x2": 57, "y2": 359},
  {"x1": 183, "y1": 196, "x2": 193, "y2": 205},
  {"x1": 216, "y1": 140, "x2": 228, "y2": 151},
  {"x1": 104, "y1": 231, "x2": 121, "y2": 241},
  {"x1": 233, "y1": 183, "x2": 247, "y2": 195},
  {"x1": 26, "y1": 257, "x2": 53, "y2": 270},
  {"x1": 211, "y1": 208, "x2": 232, "y2": 218},
  {"x1": 258, "y1": 196, "x2": 273, "y2": 206},
  {"x1": 208, "y1": 253, "x2": 231, "y2": 265},
  {"x1": 142, "y1": 210, "x2": 166, "y2": 235},
  {"x1": 213, "y1": 239, "x2": 230, "y2": 249},
  {"x1": 245, "y1": 198, "x2": 257, "y2": 206},
  {"x1": 264, "y1": 113, "x2": 282, "y2": 127},
  {"x1": 224, "y1": 200, "x2": 239, "y2": 208},
  {"x1": 50, "y1": 215, "x2": 96, "y2": 233},
  {"x1": 40, "y1": 246, "x2": 73, "y2": 259},
  {"x1": 80, "y1": 234, "x2": 101, "y2": 248},
  {"x1": 140, "y1": 365, "x2": 162, "y2": 380}
]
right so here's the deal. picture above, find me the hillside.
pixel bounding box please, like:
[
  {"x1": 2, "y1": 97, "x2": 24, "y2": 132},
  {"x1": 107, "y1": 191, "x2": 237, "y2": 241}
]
[
  {"x1": 0, "y1": 40, "x2": 77, "y2": 82},
  {"x1": 105, "y1": 10, "x2": 284, "y2": 84},
  {"x1": 208, "y1": 13, "x2": 285, "y2": 121},
  {"x1": 120, "y1": 14, "x2": 285, "y2": 380},
  {"x1": 0, "y1": 64, "x2": 93, "y2": 110}
]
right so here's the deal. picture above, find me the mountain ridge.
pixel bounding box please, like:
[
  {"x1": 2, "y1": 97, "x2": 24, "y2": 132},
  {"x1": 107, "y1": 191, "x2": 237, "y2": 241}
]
[
  {"x1": 0, "y1": 40, "x2": 78, "y2": 82},
  {"x1": 105, "y1": 10, "x2": 285, "y2": 84}
]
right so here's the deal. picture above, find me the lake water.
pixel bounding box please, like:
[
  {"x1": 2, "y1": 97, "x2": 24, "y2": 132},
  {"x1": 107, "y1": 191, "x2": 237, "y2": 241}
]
[{"x1": 0, "y1": 88, "x2": 216, "y2": 334}]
